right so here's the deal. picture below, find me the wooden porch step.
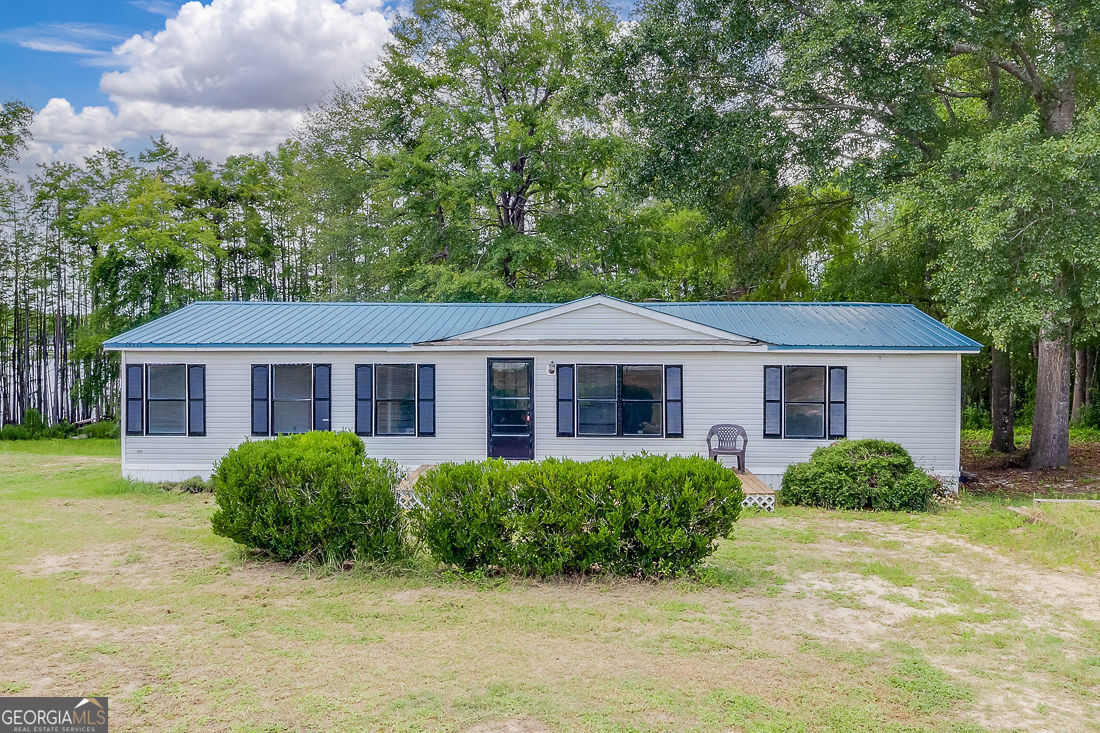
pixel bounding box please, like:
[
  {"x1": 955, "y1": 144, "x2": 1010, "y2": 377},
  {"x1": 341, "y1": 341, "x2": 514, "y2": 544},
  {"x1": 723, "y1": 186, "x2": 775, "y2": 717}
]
[{"x1": 737, "y1": 470, "x2": 776, "y2": 512}]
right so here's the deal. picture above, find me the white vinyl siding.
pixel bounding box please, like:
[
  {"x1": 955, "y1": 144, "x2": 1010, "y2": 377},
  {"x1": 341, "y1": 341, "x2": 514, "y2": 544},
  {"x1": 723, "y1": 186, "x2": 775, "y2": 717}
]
[{"x1": 120, "y1": 348, "x2": 961, "y2": 488}]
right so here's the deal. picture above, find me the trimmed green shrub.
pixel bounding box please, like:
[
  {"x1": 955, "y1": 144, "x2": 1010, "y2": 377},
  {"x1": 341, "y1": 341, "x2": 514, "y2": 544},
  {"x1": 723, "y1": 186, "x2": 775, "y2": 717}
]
[
  {"x1": 410, "y1": 459, "x2": 514, "y2": 570},
  {"x1": 411, "y1": 454, "x2": 744, "y2": 577},
  {"x1": 780, "y1": 439, "x2": 937, "y2": 511},
  {"x1": 211, "y1": 431, "x2": 410, "y2": 563}
]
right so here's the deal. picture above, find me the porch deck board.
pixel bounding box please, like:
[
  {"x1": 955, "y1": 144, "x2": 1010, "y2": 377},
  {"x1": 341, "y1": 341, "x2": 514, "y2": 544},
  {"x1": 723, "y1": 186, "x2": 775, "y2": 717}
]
[{"x1": 738, "y1": 470, "x2": 774, "y2": 495}]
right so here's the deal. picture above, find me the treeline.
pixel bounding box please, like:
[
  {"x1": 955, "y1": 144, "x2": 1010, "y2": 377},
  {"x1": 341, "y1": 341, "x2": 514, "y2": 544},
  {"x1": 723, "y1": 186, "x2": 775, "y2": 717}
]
[{"x1": 1, "y1": 0, "x2": 1099, "y2": 466}]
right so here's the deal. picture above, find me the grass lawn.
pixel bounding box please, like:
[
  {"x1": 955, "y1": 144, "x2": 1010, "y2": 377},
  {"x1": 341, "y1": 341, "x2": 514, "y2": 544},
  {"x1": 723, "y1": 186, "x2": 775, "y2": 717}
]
[{"x1": 1, "y1": 440, "x2": 1098, "y2": 732}]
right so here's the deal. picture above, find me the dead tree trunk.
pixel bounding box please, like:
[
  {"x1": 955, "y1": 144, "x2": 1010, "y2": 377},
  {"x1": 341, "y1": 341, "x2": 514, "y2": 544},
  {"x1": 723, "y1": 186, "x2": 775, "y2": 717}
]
[{"x1": 990, "y1": 346, "x2": 1015, "y2": 453}]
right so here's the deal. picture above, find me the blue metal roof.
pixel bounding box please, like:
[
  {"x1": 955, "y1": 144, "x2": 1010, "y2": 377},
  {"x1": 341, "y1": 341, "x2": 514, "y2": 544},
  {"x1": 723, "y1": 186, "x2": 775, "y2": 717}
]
[
  {"x1": 645, "y1": 302, "x2": 981, "y2": 351},
  {"x1": 102, "y1": 298, "x2": 981, "y2": 351}
]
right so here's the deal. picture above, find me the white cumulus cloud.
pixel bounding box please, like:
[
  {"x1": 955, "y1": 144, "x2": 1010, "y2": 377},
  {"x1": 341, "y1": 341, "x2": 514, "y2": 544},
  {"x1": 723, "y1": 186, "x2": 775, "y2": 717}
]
[{"x1": 23, "y1": 0, "x2": 390, "y2": 171}]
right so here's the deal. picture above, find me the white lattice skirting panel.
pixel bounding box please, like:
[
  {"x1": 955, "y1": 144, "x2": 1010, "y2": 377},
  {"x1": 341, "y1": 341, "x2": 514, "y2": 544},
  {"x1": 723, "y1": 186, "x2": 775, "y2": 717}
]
[
  {"x1": 741, "y1": 494, "x2": 776, "y2": 511},
  {"x1": 395, "y1": 489, "x2": 424, "y2": 512}
]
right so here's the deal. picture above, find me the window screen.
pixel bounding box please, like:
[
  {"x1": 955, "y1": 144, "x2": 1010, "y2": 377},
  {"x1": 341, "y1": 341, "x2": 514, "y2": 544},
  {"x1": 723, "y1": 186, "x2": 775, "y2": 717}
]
[
  {"x1": 783, "y1": 366, "x2": 826, "y2": 439},
  {"x1": 146, "y1": 364, "x2": 186, "y2": 435},
  {"x1": 622, "y1": 365, "x2": 662, "y2": 435},
  {"x1": 272, "y1": 364, "x2": 312, "y2": 434},
  {"x1": 576, "y1": 364, "x2": 617, "y2": 436},
  {"x1": 574, "y1": 364, "x2": 673, "y2": 438},
  {"x1": 376, "y1": 364, "x2": 416, "y2": 435}
]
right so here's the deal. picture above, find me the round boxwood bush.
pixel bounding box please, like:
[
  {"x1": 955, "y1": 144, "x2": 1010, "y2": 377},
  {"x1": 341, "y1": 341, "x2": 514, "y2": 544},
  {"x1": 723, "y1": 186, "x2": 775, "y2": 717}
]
[
  {"x1": 780, "y1": 439, "x2": 937, "y2": 511},
  {"x1": 411, "y1": 454, "x2": 744, "y2": 577},
  {"x1": 211, "y1": 431, "x2": 410, "y2": 563}
]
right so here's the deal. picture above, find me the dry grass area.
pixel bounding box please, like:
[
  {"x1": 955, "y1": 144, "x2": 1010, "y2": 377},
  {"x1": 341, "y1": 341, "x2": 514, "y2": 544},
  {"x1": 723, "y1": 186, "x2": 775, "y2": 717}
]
[{"x1": 1, "y1": 441, "x2": 1098, "y2": 732}]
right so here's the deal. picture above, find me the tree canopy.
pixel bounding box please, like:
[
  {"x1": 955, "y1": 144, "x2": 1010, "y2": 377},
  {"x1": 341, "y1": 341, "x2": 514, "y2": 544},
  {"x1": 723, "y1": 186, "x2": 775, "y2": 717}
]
[{"x1": 1, "y1": 0, "x2": 1099, "y2": 465}]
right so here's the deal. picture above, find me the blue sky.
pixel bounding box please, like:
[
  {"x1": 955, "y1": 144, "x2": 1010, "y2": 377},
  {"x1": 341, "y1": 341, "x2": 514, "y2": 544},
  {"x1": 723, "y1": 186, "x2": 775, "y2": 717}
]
[
  {"x1": 0, "y1": 1, "x2": 183, "y2": 110},
  {"x1": 1, "y1": 0, "x2": 393, "y2": 172}
]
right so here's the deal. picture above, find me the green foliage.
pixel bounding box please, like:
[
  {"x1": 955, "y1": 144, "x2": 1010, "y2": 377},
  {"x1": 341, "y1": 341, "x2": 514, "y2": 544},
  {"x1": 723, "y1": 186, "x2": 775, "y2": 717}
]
[
  {"x1": 961, "y1": 405, "x2": 992, "y2": 431},
  {"x1": 919, "y1": 111, "x2": 1100, "y2": 346},
  {"x1": 0, "y1": 410, "x2": 80, "y2": 440},
  {"x1": 1079, "y1": 404, "x2": 1100, "y2": 430},
  {"x1": 22, "y1": 408, "x2": 44, "y2": 436},
  {"x1": 155, "y1": 476, "x2": 211, "y2": 494},
  {"x1": 411, "y1": 455, "x2": 744, "y2": 576},
  {"x1": 0, "y1": 424, "x2": 31, "y2": 440},
  {"x1": 408, "y1": 460, "x2": 515, "y2": 570},
  {"x1": 780, "y1": 439, "x2": 937, "y2": 512},
  {"x1": 81, "y1": 420, "x2": 121, "y2": 440},
  {"x1": 0, "y1": 100, "x2": 32, "y2": 171},
  {"x1": 210, "y1": 432, "x2": 410, "y2": 564},
  {"x1": 298, "y1": 0, "x2": 731, "y2": 301}
]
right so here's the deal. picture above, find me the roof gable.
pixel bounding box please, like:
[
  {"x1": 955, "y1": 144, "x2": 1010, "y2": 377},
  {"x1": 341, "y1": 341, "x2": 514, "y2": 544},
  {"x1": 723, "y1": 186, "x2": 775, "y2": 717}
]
[{"x1": 448, "y1": 296, "x2": 755, "y2": 343}]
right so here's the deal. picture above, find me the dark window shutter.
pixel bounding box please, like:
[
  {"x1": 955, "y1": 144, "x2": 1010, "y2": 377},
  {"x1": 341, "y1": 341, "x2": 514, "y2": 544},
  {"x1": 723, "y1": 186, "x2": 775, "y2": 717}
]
[
  {"x1": 126, "y1": 364, "x2": 144, "y2": 435},
  {"x1": 828, "y1": 366, "x2": 847, "y2": 439},
  {"x1": 187, "y1": 365, "x2": 206, "y2": 436},
  {"x1": 763, "y1": 365, "x2": 782, "y2": 438},
  {"x1": 664, "y1": 365, "x2": 683, "y2": 438},
  {"x1": 313, "y1": 364, "x2": 331, "y2": 431},
  {"x1": 556, "y1": 364, "x2": 574, "y2": 436},
  {"x1": 417, "y1": 364, "x2": 435, "y2": 436},
  {"x1": 251, "y1": 365, "x2": 269, "y2": 436},
  {"x1": 355, "y1": 365, "x2": 372, "y2": 436}
]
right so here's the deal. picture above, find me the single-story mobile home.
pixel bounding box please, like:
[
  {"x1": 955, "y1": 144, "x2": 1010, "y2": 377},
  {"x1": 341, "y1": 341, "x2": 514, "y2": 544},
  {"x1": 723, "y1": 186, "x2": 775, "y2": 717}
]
[{"x1": 102, "y1": 295, "x2": 980, "y2": 489}]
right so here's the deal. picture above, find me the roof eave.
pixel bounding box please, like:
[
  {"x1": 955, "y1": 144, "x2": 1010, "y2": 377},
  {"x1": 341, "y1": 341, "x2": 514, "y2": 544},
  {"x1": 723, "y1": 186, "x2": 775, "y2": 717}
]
[{"x1": 765, "y1": 344, "x2": 982, "y2": 353}]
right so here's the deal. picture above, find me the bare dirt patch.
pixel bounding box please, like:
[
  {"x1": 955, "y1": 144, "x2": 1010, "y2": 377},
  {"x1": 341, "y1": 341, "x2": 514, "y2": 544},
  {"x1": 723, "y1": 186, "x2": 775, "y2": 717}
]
[
  {"x1": 963, "y1": 441, "x2": 1100, "y2": 495},
  {"x1": 834, "y1": 519, "x2": 1100, "y2": 623},
  {"x1": 740, "y1": 514, "x2": 1100, "y2": 731},
  {"x1": 15, "y1": 542, "x2": 219, "y2": 589}
]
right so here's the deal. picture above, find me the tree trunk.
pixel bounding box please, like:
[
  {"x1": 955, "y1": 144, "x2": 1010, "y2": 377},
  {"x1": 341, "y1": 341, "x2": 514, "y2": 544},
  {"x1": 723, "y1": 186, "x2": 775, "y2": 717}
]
[
  {"x1": 1028, "y1": 67, "x2": 1076, "y2": 468},
  {"x1": 990, "y1": 346, "x2": 1015, "y2": 453},
  {"x1": 1087, "y1": 348, "x2": 1096, "y2": 407},
  {"x1": 1072, "y1": 348, "x2": 1086, "y2": 422},
  {"x1": 1029, "y1": 323, "x2": 1072, "y2": 469}
]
